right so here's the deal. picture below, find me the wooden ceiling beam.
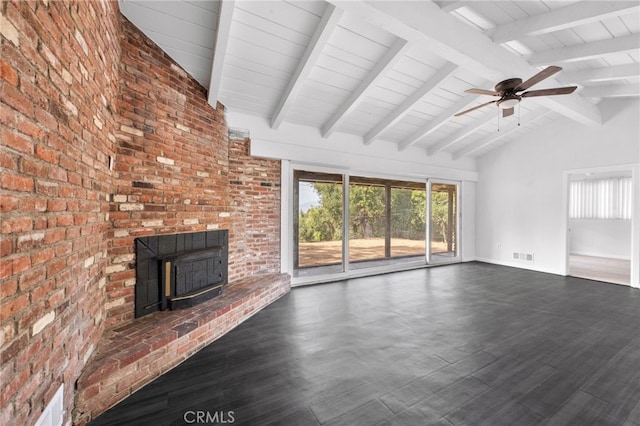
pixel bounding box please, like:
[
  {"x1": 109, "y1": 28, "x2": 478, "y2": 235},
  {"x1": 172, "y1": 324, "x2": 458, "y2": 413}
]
[
  {"x1": 330, "y1": 0, "x2": 601, "y2": 127},
  {"x1": 487, "y1": 2, "x2": 640, "y2": 44},
  {"x1": 426, "y1": 109, "x2": 495, "y2": 156},
  {"x1": 580, "y1": 84, "x2": 640, "y2": 98},
  {"x1": 270, "y1": 4, "x2": 343, "y2": 129},
  {"x1": 321, "y1": 37, "x2": 409, "y2": 138},
  {"x1": 397, "y1": 91, "x2": 481, "y2": 152},
  {"x1": 452, "y1": 108, "x2": 549, "y2": 159},
  {"x1": 364, "y1": 62, "x2": 458, "y2": 146},
  {"x1": 434, "y1": 1, "x2": 470, "y2": 13},
  {"x1": 207, "y1": 0, "x2": 235, "y2": 108},
  {"x1": 560, "y1": 63, "x2": 640, "y2": 83},
  {"x1": 528, "y1": 34, "x2": 640, "y2": 66}
]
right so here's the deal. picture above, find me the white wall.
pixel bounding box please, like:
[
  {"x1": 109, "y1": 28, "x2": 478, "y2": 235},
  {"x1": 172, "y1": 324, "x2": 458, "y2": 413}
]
[
  {"x1": 569, "y1": 219, "x2": 631, "y2": 259},
  {"x1": 227, "y1": 111, "x2": 479, "y2": 278},
  {"x1": 226, "y1": 111, "x2": 478, "y2": 182},
  {"x1": 475, "y1": 98, "x2": 640, "y2": 287},
  {"x1": 461, "y1": 180, "x2": 476, "y2": 262}
]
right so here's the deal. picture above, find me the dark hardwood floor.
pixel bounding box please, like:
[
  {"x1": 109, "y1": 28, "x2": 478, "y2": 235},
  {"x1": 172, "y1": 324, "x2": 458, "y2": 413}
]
[{"x1": 89, "y1": 262, "x2": 640, "y2": 426}]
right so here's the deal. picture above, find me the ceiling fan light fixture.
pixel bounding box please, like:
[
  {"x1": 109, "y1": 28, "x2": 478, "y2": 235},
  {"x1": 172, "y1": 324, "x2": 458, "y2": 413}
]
[
  {"x1": 455, "y1": 66, "x2": 574, "y2": 118},
  {"x1": 497, "y1": 97, "x2": 520, "y2": 109}
]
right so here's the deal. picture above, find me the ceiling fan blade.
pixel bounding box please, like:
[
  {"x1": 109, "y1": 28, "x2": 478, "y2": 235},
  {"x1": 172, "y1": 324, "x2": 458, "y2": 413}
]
[
  {"x1": 516, "y1": 66, "x2": 563, "y2": 92},
  {"x1": 465, "y1": 88, "x2": 500, "y2": 96},
  {"x1": 454, "y1": 100, "x2": 497, "y2": 116},
  {"x1": 521, "y1": 86, "x2": 577, "y2": 97},
  {"x1": 502, "y1": 107, "x2": 514, "y2": 118}
]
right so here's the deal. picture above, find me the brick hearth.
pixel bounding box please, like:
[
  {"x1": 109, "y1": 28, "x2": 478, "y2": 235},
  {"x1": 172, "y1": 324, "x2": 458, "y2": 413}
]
[{"x1": 74, "y1": 273, "x2": 290, "y2": 424}]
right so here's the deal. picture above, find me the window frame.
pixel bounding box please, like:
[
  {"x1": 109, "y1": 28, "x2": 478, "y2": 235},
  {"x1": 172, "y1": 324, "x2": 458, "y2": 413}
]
[{"x1": 287, "y1": 163, "x2": 461, "y2": 286}]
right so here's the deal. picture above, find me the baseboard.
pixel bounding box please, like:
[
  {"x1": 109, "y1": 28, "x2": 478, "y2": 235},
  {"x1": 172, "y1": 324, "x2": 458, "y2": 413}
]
[
  {"x1": 569, "y1": 252, "x2": 631, "y2": 261},
  {"x1": 474, "y1": 257, "x2": 562, "y2": 276}
]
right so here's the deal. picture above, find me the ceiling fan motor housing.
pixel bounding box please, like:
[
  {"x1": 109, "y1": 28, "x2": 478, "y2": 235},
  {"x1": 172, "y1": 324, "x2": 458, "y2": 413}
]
[{"x1": 495, "y1": 78, "x2": 523, "y2": 94}]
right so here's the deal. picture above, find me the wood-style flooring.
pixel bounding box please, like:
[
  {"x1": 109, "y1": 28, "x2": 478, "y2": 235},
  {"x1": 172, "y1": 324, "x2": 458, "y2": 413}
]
[
  {"x1": 90, "y1": 262, "x2": 640, "y2": 426},
  {"x1": 569, "y1": 254, "x2": 631, "y2": 286}
]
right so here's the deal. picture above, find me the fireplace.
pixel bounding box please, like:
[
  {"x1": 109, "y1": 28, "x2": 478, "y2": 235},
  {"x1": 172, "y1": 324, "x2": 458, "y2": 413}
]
[{"x1": 135, "y1": 230, "x2": 228, "y2": 318}]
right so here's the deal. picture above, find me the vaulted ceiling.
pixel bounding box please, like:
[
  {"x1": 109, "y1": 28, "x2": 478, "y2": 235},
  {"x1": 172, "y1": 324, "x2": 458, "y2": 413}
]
[{"x1": 119, "y1": 0, "x2": 640, "y2": 160}]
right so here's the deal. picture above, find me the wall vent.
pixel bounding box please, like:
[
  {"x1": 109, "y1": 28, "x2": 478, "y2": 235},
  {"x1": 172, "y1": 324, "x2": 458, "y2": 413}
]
[
  {"x1": 513, "y1": 252, "x2": 534, "y2": 262},
  {"x1": 228, "y1": 127, "x2": 250, "y2": 140}
]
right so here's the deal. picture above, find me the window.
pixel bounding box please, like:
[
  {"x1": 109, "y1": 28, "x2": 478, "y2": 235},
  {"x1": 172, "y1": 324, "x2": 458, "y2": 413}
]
[
  {"x1": 569, "y1": 177, "x2": 632, "y2": 220},
  {"x1": 293, "y1": 170, "x2": 429, "y2": 278}
]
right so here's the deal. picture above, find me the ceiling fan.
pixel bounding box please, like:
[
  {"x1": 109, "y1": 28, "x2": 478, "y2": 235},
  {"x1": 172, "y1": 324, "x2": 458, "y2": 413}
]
[{"x1": 455, "y1": 66, "x2": 577, "y2": 118}]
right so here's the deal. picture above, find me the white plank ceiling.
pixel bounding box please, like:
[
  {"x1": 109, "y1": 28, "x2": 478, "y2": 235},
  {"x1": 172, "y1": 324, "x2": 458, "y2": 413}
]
[{"x1": 119, "y1": 0, "x2": 640, "y2": 159}]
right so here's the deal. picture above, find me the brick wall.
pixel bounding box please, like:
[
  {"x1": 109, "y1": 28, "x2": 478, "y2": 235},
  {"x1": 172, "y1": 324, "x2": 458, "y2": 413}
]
[
  {"x1": 107, "y1": 17, "x2": 282, "y2": 328},
  {"x1": 228, "y1": 139, "x2": 281, "y2": 278},
  {"x1": 1, "y1": 3, "x2": 283, "y2": 425},
  {"x1": 1, "y1": 0, "x2": 121, "y2": 424},
  {"x1": 106, "y1": 17, "x2": 234, "y2": 328}
]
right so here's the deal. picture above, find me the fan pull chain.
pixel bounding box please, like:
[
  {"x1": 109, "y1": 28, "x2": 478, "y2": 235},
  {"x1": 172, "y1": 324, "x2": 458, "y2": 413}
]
[
  {"x1": 518, "y1": 104, "x2": 521, "y2": 126},
  {"x1": 497, "y1": 109, "x2": 500, "y2": 132}
]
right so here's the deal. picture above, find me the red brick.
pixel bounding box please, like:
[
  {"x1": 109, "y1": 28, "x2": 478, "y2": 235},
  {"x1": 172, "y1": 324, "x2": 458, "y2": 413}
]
[
  {"x1": 0, "y1": 277, "x2": 18, "y2": 299},
  {"x1": 29, "y1": 279, "x2": 54, "y2": 304},
  {"x1": 0, "y1": 194, "x2": 19, "y2": 212},
  {"x1": 46, "y1": 257, "x2": 65, "y2": 277},
  {"x1": 15, "y1": 335, "x2": 43, "y2": 366},
  {"x1": 48, "y1": 166, "x2": 68, "y2": 182},
  {"x1": 13, "y1": 113, "x2": 46, "y2": 140},
  {"x1": 1, "y1": 83, "x2": 34, "y2": 118},
  {"x1": 2, "y1": 130, "x2": 34, "y2": 155},
  {"x1": 31, "y1": 247, "x2": 55, "y2": 265},
  {"x1": 17, "y1": 266, "x2": 45, "y2": 291},
  {"x1": 79, "y1": 360, "x2": 120, "y2": 389},
  {"x1": 33, "y1": 108, "x2": 58, "y2": 132},
  {"x1": 20, "y1": 156, "x2": 49, "y2": 179},
  {"x1": 0, "y1": 293, "x2": 30, "y2": 321},
  {"x1": 0, "y1": 151, "x2": 18, "y2": 171},
  {"x1": 46, "y1": 199, "x2": 66, "y2": 212},
  {"x1": 0, "y1": 59, "x2": 19, "y2": 86},
  {"x1": 35, "y1": 145, "x2": 59, "y2": 164},
  {"x1": 47, "y1": 289, "x2": 65, "y2": 308},
  {"x1": 55, "y1": 214, "x2": 74, "y2": 226},
  {"x1": 0, "y1": 172, "x2": 34, "y2": 192},
  {"x1": 0, "y1": 367, "x2": 29, "y2": 407},
  {"x1": 1, "y1": 216, "x2": 33, "y2": 233},
  {"x1": 0, "y1": 259, "x2": 12, "y2": 280},
  {"x1": 17, "y1": 197, "x2": 45, "y2": 213},
  {"x1": 11, "y1": 255, "x2": 31, "y2": 275},
  {"x1": 29, "y1": 340, "x2": 53, "y2": 374},
  {"x1": 49, "y1": 235, "x2": 69, "y2": 251}
]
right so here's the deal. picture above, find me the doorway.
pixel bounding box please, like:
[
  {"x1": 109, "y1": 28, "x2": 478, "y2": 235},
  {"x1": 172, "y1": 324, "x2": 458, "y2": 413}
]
[
  {"x1": 293, "y1": 170, "x2": 345, "y2": 278},
  {"x1": 566, "y1": 170, "x2": 632, "y2": 286}
]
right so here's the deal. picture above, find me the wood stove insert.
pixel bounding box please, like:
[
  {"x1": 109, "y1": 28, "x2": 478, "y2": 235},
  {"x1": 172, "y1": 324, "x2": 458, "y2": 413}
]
[{"x1": 135, "y1": 230, "x2": 228, "y2": 318}]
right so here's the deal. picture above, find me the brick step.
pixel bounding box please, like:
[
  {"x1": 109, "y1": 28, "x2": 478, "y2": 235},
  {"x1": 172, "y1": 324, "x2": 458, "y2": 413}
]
[{"x1": 74, "y1": 273, "x2": 290, "y2": 424}]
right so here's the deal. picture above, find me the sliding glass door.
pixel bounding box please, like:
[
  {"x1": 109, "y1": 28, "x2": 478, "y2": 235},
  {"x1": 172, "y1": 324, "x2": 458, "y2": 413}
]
[
  {"x1": 348, "y1": 178, "x2": 426, "y2": 270},
  {"x1": 428, "y1": 180, "x2": 460, "y2": 264},
  {"x1": 293, "y1": 170, "x2": 344, "y2": 277},
  {"x1": 292, "y1": 169, "x2": 460, "y2": 280}
]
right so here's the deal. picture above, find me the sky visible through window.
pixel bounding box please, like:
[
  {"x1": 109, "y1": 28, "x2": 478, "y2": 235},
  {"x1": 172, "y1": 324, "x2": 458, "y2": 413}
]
[{"x1": 299, "y1": 181, "x2": 320, "y2": 212}]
